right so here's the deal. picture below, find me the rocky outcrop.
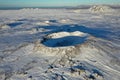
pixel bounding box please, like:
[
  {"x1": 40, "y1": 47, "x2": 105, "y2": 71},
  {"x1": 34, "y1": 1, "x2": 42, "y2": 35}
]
[{"x1": 90, "y1": 5, "x2": 114, "y2": 13}]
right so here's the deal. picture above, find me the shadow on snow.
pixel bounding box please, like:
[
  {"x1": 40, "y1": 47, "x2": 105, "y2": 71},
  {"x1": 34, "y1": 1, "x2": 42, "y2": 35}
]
[{"x1": 38, "y1": 24, "x2": 112, "y2": 38}]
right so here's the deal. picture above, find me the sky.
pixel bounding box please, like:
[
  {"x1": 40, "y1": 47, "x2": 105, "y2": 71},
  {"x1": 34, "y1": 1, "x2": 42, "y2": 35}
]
[{"x1": 0, "y1": 0, "x2": 120, "y2": 8}]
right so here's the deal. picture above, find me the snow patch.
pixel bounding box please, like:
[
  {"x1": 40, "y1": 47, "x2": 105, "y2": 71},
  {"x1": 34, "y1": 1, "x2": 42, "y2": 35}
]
[
  {"x1": 73, "y1": 10, "x2": 81, "y2": 13},
  {"x1": 46, "y1": 31, "x2": 88, "y2": 39},
  {"x1": 0, "y1": 25, "x2": 10, "y2": 30},
  {"x1": 36, "y1": 22, "x2": 49, "y2": 26},
  {"x1": 59, "y1": 19, "x2": 70, "y2": 23}
]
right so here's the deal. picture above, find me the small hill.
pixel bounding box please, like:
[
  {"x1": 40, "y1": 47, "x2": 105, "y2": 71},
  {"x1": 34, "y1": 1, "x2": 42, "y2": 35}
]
[{"x1": 89, "y1": 5, "x2": 114, "y2": 13}]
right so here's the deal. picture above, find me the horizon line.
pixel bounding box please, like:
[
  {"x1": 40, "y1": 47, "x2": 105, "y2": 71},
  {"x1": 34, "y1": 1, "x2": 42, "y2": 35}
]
[{"x1": 0, "y1": 4, "x2": 120, "y2": 7}]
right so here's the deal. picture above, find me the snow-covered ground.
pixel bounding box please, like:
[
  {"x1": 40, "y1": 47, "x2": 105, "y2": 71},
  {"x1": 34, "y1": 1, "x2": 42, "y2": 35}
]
[{"x1": 0, "y1": 6, "x2": 120, "y2": 80}]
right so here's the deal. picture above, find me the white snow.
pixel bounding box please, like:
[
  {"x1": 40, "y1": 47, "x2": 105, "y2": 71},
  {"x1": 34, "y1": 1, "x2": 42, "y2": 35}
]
[
  {"x1": 0, "y1": 6, "x2": 120, "y2": 80},
  {"x1": 46, "y1": 31, "x2": 88, "y2": 39},
  {"x1": 0, "y1": 25, "x2": 10, "y2": 30}
]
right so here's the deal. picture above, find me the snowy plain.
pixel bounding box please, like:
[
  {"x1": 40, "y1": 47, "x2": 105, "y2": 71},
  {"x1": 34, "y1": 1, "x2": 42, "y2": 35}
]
[{"x1": 0, "y1": 6, "x2": 120, "y2": 80}]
